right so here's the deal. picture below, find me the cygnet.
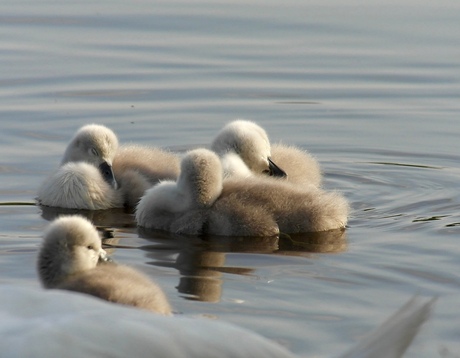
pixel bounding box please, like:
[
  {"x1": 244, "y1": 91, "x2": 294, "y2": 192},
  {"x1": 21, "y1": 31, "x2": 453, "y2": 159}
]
[
  {"x1": 136, "y1": 148, "x2": 223, "y2": 235},
  {"x1": 209, "y1": 175, "x2": 348, "y2": 236},
  {"x1": 136, "y1": 148, "x2": 348, "y2": 236},
  {"x1": 37, "y1": 124, "x2": 123, "y2": 210},
  {"x1": 37, "y1": 215, "x2": 171, "y2": 315},
  {"x1": 113, "y1": 144, "x2": 181, "y2": 207},
  {"x1": 211, "y1": 120, "x2": 323, "y2": 188},
  {"x1": 270, "y1": 142, "x2": 322, "y2": 187},
  {"x1": 211, "y1": 119, "x2": 287, "y2": 178}
]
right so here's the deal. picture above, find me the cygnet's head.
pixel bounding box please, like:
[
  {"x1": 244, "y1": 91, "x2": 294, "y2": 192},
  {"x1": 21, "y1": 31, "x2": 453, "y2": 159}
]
[
  {"x1": 178, "y1": 148, "x2": 223, "y2": 207},
  {"x1": 61, "y1": 124, "x2": 119, "y2": 189},
  {"x1": 211, "y1": 120, "x2": 286, "y2": 178},
  {"x1": 37, "y1": 216, "x2": 109, "y2": 289}
]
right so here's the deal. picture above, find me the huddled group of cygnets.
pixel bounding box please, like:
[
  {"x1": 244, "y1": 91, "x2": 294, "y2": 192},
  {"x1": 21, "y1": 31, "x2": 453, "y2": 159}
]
[
  {"x1": 23, "y1": 120, "x2": 434, "y2": 357},
  {"x1": 36, "y1": 119, "x2": 350, "y2": 314},
  {"x1": 37, "y1": 119, "x2": 349, "y2": 235}
]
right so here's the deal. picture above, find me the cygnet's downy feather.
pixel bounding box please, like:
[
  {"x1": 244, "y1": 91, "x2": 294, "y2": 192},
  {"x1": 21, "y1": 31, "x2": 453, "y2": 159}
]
[
  {"x1": 37, "y1": 215, "x2": 171, "y2": 314},
  {"x1": 137, "y1": 148, "x2": 348, "y2": 236},
  {"x1": 37, "y1": 124, "x2": 123, "y2": 210}
]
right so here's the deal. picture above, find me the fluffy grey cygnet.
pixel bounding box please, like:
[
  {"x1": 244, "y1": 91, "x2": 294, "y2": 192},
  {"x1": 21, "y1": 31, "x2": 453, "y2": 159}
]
[
  {"x1": 37, "y1": 124, "x2": 182, "y2": 209},
  {"x1": 37, "y1": 215, "x2": 171, "y2": 315},
  {"x1": 211, "y1": 119, "x2": 287, "y2": 178},
  {"x1": 136, "y1": 148, "x2": 348, "y2": 236},
  {"x1": 136, "y1": 148, "x2": 223, "y2": 235},
  {"x1": 37, "y1": 124, "x2": 123, "y2": 210},
  {"x1": 270, "y1": 142, "x2": 322, "y2": 187},
  {"x1": 211, "y1": 119, "x2": 322, "y2": 187},
  {"x1": 113, "y1": 144, "x2": 181, "y2": 207}
]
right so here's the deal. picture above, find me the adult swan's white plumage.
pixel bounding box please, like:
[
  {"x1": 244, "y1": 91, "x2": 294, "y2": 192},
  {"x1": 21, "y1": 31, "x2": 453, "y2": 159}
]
[
  {"x1": 0, "y1": 285, "x2": 297, "y2": 358},
  {"x1": 37, "y1": 124, "x2": 123, "y2": 210},
  {"x1": 136, "y1": 148, "x2": 348, "y2": 236},
  {"x1": 37, "y1": 215, "x2": 171, "y2": 314},
  {"x1": 0, "y1": 284, "x2": 434, "y2": 358}
]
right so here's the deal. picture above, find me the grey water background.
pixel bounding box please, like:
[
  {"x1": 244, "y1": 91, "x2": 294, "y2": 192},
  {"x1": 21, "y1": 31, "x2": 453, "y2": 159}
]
[{"x1": 1, "y1": 0, "x2": 460, "y2": 356}]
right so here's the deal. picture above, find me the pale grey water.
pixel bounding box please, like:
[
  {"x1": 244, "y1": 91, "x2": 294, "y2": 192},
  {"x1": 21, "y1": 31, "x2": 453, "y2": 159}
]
[{"x1": 1, "y1": 0, "x2": 460, "y2": 356}]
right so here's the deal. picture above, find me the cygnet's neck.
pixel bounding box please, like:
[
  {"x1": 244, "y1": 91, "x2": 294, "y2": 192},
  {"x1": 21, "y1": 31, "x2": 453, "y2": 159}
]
[
  {"x1": 178, "y1": 149, "x2": 223, "y2": 208},
  {"x1": 38, "y1": 242, "x2": 72, "y2": 288},
  {"x1": 220, "y1": 152, "x2": 253, "y2": 179}
]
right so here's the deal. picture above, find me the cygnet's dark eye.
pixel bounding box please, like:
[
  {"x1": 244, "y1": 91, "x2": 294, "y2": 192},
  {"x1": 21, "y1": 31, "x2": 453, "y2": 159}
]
[
  {"x1": 90, "y1": 148, "x2": 99, "y2": 157},
  {"x1": 87, "y1": 245, "x2": 94, "y2": 250},
  {"x1": 262, "y1": 169, "x2": 270, "y2": 175}
]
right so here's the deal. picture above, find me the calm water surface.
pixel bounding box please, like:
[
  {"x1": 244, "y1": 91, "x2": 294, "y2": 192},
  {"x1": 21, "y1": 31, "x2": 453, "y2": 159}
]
[{"x1": 1, "y1": 1, "x2": 460, "y2": 356}]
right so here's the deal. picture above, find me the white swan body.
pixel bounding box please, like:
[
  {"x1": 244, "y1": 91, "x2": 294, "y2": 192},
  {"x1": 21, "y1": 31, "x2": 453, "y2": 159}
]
[
  {"x1": 136, "y1": 148, "x2": 348, "y2": 236},
  {"x1": 0, "y1": 285, "x2": 296, "y2": 358},
  {"x1": 0, "y1": 285, "x2": 434, "y2": 358},
  {"x1": 37, "y1": 124, "x2": 122, "y2": 210},
  {"x1": 38, "y1": 216, "x2": 171, "y2": 314}
]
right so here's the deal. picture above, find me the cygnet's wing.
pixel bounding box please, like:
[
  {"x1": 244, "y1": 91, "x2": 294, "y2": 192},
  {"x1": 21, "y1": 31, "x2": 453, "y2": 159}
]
[
  {"x1": 0, "y1": 285, "x2": 297, "y2": 358},
  {"x1": 338, "y1": 296, "x2": 435, "y2": 358}
]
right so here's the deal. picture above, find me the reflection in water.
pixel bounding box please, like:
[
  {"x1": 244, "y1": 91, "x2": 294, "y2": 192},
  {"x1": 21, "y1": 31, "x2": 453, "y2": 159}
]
[
  {"x1": 39, "y1": 209, "x2": 347, "y2": 303},
  {"x1": 40, "y1": 205, "x2": 135, "y2": 228},
  {"x1": 40, "y1": 205, "x2": 137, "y2": 256},
  {"x1": 278, "y1": 229, "x2": 347, "y2": 255},
  {"x1": 139, "y1": 228, "x2": 347, "y2": 302},
  {"x1": 176, "y1": 250, "x2": 226, "y2": 303}
]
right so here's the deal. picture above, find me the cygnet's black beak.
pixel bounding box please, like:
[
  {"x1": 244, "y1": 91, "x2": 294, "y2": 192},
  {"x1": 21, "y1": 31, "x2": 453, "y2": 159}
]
[
  {"x1": 268, "y1": 157, "x2": 287, "y2": 178},
  {"x1": 99, "y1": 161, "x2": 118, "y2": 189}
]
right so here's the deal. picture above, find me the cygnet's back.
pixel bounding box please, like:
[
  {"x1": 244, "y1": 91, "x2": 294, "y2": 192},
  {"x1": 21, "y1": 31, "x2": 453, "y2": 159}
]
[
  {"x1": 38, "y1": 216, "x2": 171, "y2": 314},
  {"x1": 270, "y1": 143, "x2": 322, "y2": 187},
  {"x1": 136, "y1": 148, "x2": 223, "y2": 235},
  {"x1": 208, "y1": 176, "x2": 349, "y2": 236},
  {"x1": 37, "y1": 124, "x2": 122, "y2": 210},
  {"x1": 113, "y1": 145, "x2": 181, "y2": 207}
]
